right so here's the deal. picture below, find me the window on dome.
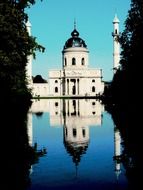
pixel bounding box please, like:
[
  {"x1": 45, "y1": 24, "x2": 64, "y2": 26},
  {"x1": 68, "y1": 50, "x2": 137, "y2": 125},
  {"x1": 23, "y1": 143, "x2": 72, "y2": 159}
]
[
  {"x1": 81, "y1": 58, "x2": 85, "y2": 65},
  {"x1": 72, "y1": 58, "x2": 76, "y2": 65},
  {"x1": 65, "y1": 128, "x2": 68, "y2": 136},
  {"x1": 65, "y1": 58, "x2": 67, "y2": 66},
  {"x1": 73, "y1": 128, "x2": 77, "y2": 137},
  {"x1": 82, "y1": 129, "x2": 86, "y2": 137}
]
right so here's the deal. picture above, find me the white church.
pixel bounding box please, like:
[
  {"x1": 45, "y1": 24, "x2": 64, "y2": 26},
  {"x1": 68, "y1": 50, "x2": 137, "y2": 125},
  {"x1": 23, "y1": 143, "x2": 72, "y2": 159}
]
[{"x1": 26, "y1": 14, "x2": 120, "y2": 98}]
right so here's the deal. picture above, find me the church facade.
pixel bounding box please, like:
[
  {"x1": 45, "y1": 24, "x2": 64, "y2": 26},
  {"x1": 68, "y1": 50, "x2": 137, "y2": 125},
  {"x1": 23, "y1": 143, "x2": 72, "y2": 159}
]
[
  {"x1": 48, "y1": 26, "x2": 104, "y2": 97},
  {"x1": 32, "y1": 26, "x2": 104, "y2": 97},
  {"x1": 28, "y1": 15, "x2": 120, "y2": 98}
]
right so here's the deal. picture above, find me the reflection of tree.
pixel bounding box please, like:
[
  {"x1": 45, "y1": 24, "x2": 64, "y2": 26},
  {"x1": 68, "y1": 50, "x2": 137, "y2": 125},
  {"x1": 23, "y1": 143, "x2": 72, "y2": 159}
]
[
  {"x1": 106, "y1": 104, "x2": 143, "y2": 190},
  {"x1": 1, "y1": 99, "x2": 46, "y2": 190},
  {"x1": 35, "y1": 112, "x2": 43, "y2": 118}
]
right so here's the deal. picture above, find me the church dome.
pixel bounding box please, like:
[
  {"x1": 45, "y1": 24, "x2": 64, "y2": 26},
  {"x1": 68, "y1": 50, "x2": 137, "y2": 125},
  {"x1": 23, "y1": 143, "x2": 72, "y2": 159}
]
[{"x1": 63, "y1": 28, "x2": 87, "y2": 49}]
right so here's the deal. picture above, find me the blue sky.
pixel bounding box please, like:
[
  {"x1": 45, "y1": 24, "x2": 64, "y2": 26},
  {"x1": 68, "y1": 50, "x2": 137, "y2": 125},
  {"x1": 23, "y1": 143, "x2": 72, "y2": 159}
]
[{"x1": 27, "y1": 0, "x2": 131, "y2": 81}]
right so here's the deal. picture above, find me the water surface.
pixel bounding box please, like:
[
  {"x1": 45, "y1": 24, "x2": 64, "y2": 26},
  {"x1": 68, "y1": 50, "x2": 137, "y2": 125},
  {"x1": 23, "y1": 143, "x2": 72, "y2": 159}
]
[{"x1": 27, "y1": 99, "x2": 128, "y2": 190}]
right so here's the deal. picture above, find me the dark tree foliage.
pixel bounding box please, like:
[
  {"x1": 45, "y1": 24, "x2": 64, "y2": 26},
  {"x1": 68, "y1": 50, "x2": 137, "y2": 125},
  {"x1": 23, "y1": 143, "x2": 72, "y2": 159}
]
[
  {"x1": 1, "y1": 99, "x2": 47, "y2": 190},
  {"x1": 108, "y1": 104, "x2": 143, "y2": 190},
  {"x1": 104, "y1": 0, "x2": 143, "y2": 106},
  {"x1": 0, "y1": 0, "x2": 44, "y2": 100},
  {"x1": 119, "y1": 0, "x2": 143, "y2": 101},
  {"x1": 33, "y1": 74, "x2": 47, "y2": 83},
  {"x1": 104, "y1": 1, "x2": 143, "y2": 187}
]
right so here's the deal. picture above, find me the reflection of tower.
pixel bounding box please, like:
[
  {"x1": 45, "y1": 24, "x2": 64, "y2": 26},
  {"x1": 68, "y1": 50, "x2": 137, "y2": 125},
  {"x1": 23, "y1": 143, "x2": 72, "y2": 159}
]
[
  {"x1": 26, "y1": 20, "x2": 32, "y2": 86},
  {"x1": 114, "y1": 126, "x2": 121, "y2": 179},
  {"x1": 63, "y1": 126, "x2": 89, "y2": 177},
  {"x1": 27, "y1": 111, "x2": 33, "y2": 146},
  {"x1": 63, "y1": 99, "x2": 89, "y2": 176},
  {"x1": 112, "y1": 14, "x2": 120, "y2": 74},
  {"x1": 27, "y1": 111, "x2": 33, "y2": 174}
]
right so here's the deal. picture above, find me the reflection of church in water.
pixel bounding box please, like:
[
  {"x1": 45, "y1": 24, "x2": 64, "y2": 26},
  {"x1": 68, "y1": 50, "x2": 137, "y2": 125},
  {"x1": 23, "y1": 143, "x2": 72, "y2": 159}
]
[
  {"x1": 29, "y1": 99, "x2": 104, "y2": 166},
  {"x1": 28, "y1": 98, "x2": 122, "y2": 178},
  {"x1": 62, "y1": 99, "x2": 103, "y2": 167}
]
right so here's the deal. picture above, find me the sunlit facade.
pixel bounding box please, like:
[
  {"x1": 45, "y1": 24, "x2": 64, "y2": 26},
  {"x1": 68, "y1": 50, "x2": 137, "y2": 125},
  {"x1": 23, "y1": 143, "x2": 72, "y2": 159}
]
[{"x1": 31, "y1": 25, "x2": 104, "y2": 97}]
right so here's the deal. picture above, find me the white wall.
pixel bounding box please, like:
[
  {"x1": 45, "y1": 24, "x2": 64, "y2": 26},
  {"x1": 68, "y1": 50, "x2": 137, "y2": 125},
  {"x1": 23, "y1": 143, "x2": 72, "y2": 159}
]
[{"x1": 32, "y1": 83, "x2": 49, "y2": 97}]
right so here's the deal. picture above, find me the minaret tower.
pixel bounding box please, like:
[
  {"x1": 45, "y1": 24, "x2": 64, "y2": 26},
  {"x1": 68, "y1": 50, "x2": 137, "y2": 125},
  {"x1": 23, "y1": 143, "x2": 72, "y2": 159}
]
[
  {"x1": 112, "y1": 14, "x2": 120, "y2": 74},
  {"x1": 26, "y1": 20, "x2": 32, "y2": 86},
  {"x1": 114, "y1": 126, "x2": 121, "y2": 179}
]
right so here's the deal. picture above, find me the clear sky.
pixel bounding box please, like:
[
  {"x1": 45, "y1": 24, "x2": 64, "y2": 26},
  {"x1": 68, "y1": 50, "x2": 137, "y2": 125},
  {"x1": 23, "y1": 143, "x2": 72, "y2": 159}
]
[{"x1": 27, "y1": 0, "x2": 131, "y2": 81}]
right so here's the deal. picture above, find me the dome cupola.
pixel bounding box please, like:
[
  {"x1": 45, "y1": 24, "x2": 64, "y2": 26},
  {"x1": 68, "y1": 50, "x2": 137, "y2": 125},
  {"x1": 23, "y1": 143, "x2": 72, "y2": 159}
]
[
  {"x1": 63, "y1": 24, "x2": 87, "y2": 49},
  {"x1": 62, "y1": 22, "x2": 89, "y2": 69},
  {"x1": 71, "y1": 29, "x2": 79, "y2": 37}
]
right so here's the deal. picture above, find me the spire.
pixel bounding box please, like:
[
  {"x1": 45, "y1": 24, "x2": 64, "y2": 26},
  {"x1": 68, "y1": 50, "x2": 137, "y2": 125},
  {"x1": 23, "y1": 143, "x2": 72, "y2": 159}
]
[
  {"x1": 26, "y1": 19, "x2": 31, "y2": 27},
  {"x1": 113, "y1": 14, "x2": 120, "y2": 23},
  {"x1": 26, "y1": 19, "x2": 32, "y2": 35},
  {"x1": 71, "y1": 19, "x2": 79, "y2": 37},
  {"x1": 74, "y1": 18, "x2": 76, "y2": 30}
]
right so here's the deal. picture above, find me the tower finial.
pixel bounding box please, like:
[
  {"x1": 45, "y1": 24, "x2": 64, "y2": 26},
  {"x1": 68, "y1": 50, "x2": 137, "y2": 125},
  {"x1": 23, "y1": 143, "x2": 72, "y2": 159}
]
[
  {"x1": 113, "y1": 14, "x2": 120, "y2": 23},
  {"x1": 74, "y1": 18, "x2": 76, "y2": 29}
]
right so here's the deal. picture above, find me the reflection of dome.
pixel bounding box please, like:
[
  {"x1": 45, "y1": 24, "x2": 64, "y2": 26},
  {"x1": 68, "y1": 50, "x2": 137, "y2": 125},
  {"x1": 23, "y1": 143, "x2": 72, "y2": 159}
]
[
  {"x1": 63, "y1": 28, "x2": 87, "y2": 49},
  {"x1": 64, "y1": 140, "x2": 88, "y2": 166}
]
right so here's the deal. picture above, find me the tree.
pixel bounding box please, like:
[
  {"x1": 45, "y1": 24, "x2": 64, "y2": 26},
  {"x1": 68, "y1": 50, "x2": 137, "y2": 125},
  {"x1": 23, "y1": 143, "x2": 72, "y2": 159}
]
[
  {"x1": 0, "y1": 0, "x2": 45, "y2": 100},
  {"x1": 33, "y1": 75, "x2": 47, "y2": 83}
]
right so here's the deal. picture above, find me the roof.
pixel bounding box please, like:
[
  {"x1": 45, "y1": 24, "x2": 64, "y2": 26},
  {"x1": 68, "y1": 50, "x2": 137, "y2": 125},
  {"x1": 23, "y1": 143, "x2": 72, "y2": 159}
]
[{"x1": 63, "y1": 28, "x2": 87, "y2": 49}]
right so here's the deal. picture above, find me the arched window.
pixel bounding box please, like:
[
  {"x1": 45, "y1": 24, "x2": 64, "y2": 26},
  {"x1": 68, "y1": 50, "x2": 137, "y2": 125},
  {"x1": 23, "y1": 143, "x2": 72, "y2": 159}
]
[
  {"x1": 81, "y1": 58, "x2": 85, "y2": 65},
  {"x1": 92, "y1": 86, "x2": 95, "y2": 92},
  {"x1": 92, "y1": 102, "x2": 96, "y2": 106},
  {"x1": 55, "y1": 102, "x2": 58, "y2": 106},
  {"x1": 55, "y1": 80, "x2": 58, "y2": 83},
  {"x1": 65, "y1": 127, "x2": 68, "y2": 136},
  {"x1": 72, "y1": 58, "x2": 76, "y2": 65},
  {"x1": 82, "y1": 129, "x2": 86, "y2": 137},
  {"x1": 73, "y1": 128, "x2": 77, "y2": 137},
  {"x1": 55, "y1": 87, "x2": 58, "y2": 93},
  {"x1": 92, "y1": 79, "x2": 95, "y2": 83},
  {"x1": 65, "y1": 58, "x2": 67, "y2": 66}
]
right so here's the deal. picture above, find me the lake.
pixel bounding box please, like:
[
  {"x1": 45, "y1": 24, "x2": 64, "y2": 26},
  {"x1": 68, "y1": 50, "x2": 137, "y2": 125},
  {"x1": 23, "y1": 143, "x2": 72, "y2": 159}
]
[{"x1": 26, "y1": 98, "x2": 128, "y2": 190}]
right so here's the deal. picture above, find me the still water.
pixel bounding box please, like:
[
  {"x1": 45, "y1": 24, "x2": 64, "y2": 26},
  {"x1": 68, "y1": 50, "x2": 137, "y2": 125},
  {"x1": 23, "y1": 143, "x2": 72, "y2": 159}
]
[{"x1": 27, "y1": 99, "x2": 128, "y2": 190}]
